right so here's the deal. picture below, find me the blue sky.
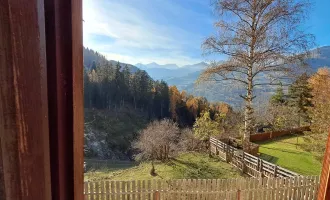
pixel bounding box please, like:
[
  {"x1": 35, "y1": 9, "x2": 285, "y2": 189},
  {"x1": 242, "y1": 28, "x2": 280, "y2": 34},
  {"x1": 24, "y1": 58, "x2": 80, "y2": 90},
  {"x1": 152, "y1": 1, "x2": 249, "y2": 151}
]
[{"x1": 83, "y1": 0, "x2": 330, "y2": 66}]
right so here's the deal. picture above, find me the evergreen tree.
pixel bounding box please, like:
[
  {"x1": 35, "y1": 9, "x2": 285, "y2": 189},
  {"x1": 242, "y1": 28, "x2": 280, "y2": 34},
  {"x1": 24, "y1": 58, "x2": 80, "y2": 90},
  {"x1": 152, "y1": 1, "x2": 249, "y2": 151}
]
[
  {"x1": 82, "y1": 50, "x2": 221, "y2": 128},
  {"x1": 288, "y1": 73, "x2": 313, "y2": 125},
  {"x1": 270, "y1": 85, "x2": 286, "y2": 105},
  {"x1": 83, "y1": 69, "x2": 92, "y2": 108},
  {"x1": 122, "y1": 65, "x2": 131, "y2": 106},
  {"x1": 114, "y1": 62, "x2": 124, "y2": 107},
  {"x1": 91, "y1": 61, "x2": 97, "y2": 71}
]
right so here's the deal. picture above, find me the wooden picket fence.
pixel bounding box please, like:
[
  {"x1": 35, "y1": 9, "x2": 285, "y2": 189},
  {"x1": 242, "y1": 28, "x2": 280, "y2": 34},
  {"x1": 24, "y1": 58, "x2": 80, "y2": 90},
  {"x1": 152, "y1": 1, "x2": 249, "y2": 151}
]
[
  {"x1": 84, "y1": 176, "x2": 320, "y2": 200},
  {"x1": 210, "y1": 137, "x2": 299, "y2": 178}
]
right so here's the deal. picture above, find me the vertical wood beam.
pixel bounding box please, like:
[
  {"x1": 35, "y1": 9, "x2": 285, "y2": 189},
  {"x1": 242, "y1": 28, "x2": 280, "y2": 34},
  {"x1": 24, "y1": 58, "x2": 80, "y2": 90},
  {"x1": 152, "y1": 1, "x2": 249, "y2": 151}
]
[
  {"x1": 318, "y1": 131, "x2": 330, "y2": 200},
  {"x1": 0, "y1": 138, "x2": 6, "y2": 199},
  {"x1": 0, "y1": 0, "x2": 52, "y2": 199},
  {"x1": 44, "y1": 0, "x2": 84, "y2": 199}
]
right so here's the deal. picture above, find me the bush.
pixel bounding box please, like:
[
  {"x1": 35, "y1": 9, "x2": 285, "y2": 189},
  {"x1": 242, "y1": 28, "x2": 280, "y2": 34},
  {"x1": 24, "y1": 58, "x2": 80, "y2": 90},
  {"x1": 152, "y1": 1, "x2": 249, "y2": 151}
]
[
  {"x1": 134, "y1": 119, "x2": 180, "y2": 161},
  {"x1": 179, "y1": 128, "x2": 206, "y2": 152}
]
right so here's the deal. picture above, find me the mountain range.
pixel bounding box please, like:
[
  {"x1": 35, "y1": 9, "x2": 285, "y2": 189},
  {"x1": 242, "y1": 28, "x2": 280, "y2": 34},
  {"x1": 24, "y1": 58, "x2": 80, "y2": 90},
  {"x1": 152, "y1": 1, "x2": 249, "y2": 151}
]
[
  {"x1": 142, "y1": 46, "x2": 330, "y2": 105},
  {"x1": 84, "y1": 46, "x2": 330, "y2": 106},
  {"x1": 135, "y1": 62, "x2": 208, "y2": 80}
]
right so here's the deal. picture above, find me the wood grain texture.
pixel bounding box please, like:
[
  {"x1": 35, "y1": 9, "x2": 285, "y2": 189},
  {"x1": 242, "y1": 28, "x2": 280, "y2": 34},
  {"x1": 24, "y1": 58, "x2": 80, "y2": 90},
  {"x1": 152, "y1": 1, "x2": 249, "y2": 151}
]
[
  {"x1": 44, "y1": 0, "x2": 84, "y2": 199},
  {"x1": 0, "y1": 137, "x2": 6, "y2": 199},
  {"x1": 0, "y1": 0, "x2": 52, "y2": 199},
  {"x1": 317, "y1": 132, "x2": 330, "y2": 200}
]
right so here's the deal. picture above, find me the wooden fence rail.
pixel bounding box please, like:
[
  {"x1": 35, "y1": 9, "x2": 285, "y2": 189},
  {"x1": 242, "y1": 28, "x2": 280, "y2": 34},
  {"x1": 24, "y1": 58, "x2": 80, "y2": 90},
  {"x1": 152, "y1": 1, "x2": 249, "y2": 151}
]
[
  {"x1": 84, "y1": 176, "x2": 320, "y2": 200},
  {"x1": 210, "y1": 137, "x2": 299, "y2": 178}
]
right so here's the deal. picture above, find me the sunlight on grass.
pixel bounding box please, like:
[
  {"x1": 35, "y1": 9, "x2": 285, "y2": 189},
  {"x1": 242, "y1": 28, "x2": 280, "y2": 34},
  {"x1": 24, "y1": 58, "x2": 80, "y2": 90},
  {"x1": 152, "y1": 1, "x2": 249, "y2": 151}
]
[
  {"x1": 257, "y1": 135, "x2": 322, "y2": 175},
  {"x1": 84, "y1": 152, "x2": 244, "y2": 181}
]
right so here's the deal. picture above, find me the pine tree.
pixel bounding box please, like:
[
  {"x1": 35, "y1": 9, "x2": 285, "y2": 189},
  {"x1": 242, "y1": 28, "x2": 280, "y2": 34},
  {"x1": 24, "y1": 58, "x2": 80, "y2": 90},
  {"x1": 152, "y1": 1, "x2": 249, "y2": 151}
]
[
  {"x1": 114, "y1": 62, "x2": 124, "y2": 107},
  {"x1": 83, "y1": 69, "x2": 92, "y2": 108},
  {"x1": 288, "y1": 73, "x2": 313, "y2": 126},
  {"x1": 270, "y1": 85, "x2": 286, "y2": 105},
  {"x1": 122, "y1": 65, "x2": 131, "y2": 106},
  {"x1": 91, "y1": 61, "x2": 97, "y2": 71}
]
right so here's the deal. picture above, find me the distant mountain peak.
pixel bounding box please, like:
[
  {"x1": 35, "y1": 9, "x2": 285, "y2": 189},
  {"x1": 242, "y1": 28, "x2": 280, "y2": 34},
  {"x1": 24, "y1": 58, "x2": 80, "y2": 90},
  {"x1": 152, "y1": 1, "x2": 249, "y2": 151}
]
[
  {"x1": 136, "y1": 62, "x2": 179, "y2": 70},
  {"x1": 197, "y1": 61, "x2": 208, "y2": 65}
]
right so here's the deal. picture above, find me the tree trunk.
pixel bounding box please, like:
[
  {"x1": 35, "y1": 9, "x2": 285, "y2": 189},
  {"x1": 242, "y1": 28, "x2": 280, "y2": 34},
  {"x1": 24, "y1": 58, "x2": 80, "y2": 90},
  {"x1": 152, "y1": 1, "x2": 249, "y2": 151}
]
[
  {"x1": 244, "y1": 68, "x2": 254, "y2": 149},
  {"x1": 244, "y1": 1, "x2": 257, "y2": 148}
]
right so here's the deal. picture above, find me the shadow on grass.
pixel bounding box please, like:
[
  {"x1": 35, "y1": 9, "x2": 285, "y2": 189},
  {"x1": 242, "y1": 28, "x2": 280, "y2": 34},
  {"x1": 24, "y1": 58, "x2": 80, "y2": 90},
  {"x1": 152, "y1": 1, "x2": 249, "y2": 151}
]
[
  {"x1": 167, "y1": 156, "x2": 242, "y2": 179},
  {"x1": 171, "y1": 158, "x2": 202, "y2": 169},
  {"x1": 261, "y1": 146, "x2": 308, "y2": 155},
  {"x1": 257, "y1": 135, "x2": 303, "y2": 145},
  {"x1": 259, "y1": 153, "x2": 279, "y2": 163}
]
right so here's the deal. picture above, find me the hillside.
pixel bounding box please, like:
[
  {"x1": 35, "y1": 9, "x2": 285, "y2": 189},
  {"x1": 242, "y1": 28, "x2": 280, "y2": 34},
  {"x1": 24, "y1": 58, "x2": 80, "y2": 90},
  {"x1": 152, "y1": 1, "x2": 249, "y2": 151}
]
[
  {"x1": 84, "y1": 47, "x2": 140, "y2": 73},
  {"x1": 84, "y1": 108, "x2": 149, "y2": 160},
  {"x1": 307, "y1": 46, "x2": 330, "y2": 71},
  {"x1": 165, "y1": 46, "x2": 330, "y2": 105},
  {"x1": 84, "y1": 153, "x2": 243, "y2": 181},
  {"x1": 83, "y1": 48, "x2": 213, "y2": 160}
]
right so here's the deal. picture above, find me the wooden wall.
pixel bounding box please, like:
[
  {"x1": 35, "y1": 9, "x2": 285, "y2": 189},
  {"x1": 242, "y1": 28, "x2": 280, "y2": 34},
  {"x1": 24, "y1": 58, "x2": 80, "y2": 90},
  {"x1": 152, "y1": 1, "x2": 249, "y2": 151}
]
[{"x1": 250, "y1": 126, "x2": 310, "y2": 142}]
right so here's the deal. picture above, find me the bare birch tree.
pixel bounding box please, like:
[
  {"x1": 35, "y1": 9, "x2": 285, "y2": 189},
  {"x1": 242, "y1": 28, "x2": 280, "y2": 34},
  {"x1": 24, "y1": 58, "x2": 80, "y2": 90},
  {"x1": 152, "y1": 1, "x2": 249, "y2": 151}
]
[{"x1": 199, "y1": 0, "x2": 314, "y2": 147}]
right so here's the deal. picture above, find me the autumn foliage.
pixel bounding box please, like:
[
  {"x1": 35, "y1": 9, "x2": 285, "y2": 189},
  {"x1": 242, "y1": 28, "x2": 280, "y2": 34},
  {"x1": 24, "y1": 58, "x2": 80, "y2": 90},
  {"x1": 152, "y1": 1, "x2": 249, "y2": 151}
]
[{"x1": 304, "y1": 68, "x2": 330, "y2": 160}]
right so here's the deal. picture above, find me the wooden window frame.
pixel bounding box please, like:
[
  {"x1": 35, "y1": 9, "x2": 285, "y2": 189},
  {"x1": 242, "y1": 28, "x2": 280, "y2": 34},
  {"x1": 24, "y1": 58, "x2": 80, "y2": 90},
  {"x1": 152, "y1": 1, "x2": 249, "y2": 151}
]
[
  {"x1": 0, "y1": 0, "x2": 83, "y2": 199},
  {"x1": 0, "y1": 0, "x2": 330, "y2": 200}
]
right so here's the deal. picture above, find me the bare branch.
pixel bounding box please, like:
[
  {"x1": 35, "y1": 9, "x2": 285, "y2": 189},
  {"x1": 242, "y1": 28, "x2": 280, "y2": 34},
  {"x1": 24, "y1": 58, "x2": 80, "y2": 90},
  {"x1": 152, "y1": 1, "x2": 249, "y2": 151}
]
[{"x1": 200, "y1": 0, "x2": 314, "y2": 140}]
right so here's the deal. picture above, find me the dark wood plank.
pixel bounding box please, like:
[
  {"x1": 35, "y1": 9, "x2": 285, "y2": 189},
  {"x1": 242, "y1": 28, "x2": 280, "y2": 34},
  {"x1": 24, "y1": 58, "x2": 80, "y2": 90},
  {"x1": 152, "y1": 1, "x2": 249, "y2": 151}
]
[
  {"x1": 0, "y1": 0, "x2": 52, "y2": 199},
  {"x1": 0, "y1": 138, "x2": 6, "y2": 199},
  {"x1": 44, "y1": 0, "x2": 84, "y2": 199}
]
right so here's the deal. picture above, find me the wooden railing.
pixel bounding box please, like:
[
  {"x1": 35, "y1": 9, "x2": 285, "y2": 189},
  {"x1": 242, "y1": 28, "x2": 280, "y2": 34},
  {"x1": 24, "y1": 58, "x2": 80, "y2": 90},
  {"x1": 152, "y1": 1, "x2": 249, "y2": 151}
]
[
  {"x1": 210, "y1": 137, "x2": 299, "y2": 178},
  {"x1": 84, "y1": 176, "x2": 320, "y2": 199}
]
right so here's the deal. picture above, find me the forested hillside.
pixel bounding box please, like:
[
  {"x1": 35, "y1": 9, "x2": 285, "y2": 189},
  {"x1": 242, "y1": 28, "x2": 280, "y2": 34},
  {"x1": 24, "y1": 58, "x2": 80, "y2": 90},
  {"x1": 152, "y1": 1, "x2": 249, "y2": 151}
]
[
  {"x1": 83, "y1": 48, "x2": 235, "y2": 160},
  {"x1": 84, "y1": 47, "x2": 140, "y2": 73}
]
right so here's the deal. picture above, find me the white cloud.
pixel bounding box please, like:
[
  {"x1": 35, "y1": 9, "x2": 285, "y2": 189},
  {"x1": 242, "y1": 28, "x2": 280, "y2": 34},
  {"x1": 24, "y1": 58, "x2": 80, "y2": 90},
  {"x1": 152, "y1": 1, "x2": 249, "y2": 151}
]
[
  {"x1": 103, "y1": 52, "x2": 203, "y2": 67},
  {"x1": 83, "y1": 0, "x2": 207, "y2": 66}
]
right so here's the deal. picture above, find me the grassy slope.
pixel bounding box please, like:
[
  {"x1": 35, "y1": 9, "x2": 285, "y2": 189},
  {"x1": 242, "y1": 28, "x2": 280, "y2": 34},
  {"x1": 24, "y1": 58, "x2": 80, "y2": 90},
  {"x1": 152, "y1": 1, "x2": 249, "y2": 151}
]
[
  {"x1": 85, "y1": 152, "x2": 244, "y2": 181},
  {"x1": 257, "y1": 135, "x2": 322, "y2": 175}
]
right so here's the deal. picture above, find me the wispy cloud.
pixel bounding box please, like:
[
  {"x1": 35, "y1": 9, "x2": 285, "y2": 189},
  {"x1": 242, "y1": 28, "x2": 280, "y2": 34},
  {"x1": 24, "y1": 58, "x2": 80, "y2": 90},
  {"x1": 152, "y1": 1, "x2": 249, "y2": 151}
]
[{"x1": 83, "y1": 0, "x2": 215, "y2": 66}]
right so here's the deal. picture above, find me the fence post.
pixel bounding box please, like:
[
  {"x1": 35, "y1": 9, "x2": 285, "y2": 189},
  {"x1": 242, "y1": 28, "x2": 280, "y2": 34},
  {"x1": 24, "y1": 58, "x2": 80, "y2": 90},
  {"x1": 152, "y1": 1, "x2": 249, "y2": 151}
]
[
  {"x1": 257, "y1": 159, "x2": 260, "y2": 171},
  {"x1": 274, "y1": 165, "x2": 278, "y2": 177},
  {"x1": 225, "y1": 144, "x2": 229, "y2": 162},
  {"x1": 259, "y1": 159, "x2": 264, "y2": 178},
  {"x1": 241, "y1": 152, "x2": 245, "y2": 173},
  {"x1": 226, "y1": 144, "x2": 232, "y2": 163},
  {"x1": 153, "y1": 191, "x2": 160, "y2": 200},
  {"x1": 237, "y1": 189, "x2": 241, "y2": 200},
  {"x1": 209, "y1": 139, "x2": 212, "y2": 157}
]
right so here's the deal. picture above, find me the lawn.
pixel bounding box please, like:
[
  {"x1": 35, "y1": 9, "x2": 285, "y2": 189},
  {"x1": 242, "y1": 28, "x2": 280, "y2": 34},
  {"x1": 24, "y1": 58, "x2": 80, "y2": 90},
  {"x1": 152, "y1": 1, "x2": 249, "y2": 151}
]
[
  {"x1": 257, "y1": 135, "x2": 322, "y2": 175},
  {"x1": 84, "y1": 152, "x2": 244, "y2": 181}
]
